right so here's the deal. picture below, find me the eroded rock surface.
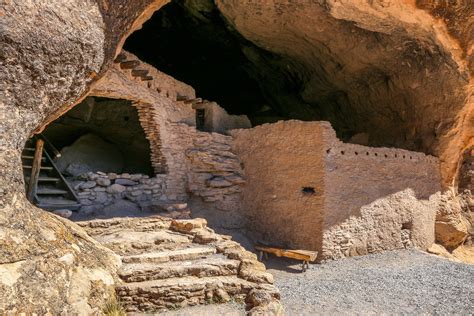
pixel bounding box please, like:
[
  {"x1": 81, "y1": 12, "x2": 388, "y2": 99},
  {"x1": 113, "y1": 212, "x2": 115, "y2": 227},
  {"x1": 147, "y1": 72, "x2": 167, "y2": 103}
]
[
  {"x1": 0, "y1": 0, "x2": 167, "y2": 313},
  {"x1": 215, "y1": 0, "x2": 473, "y2": 184}
]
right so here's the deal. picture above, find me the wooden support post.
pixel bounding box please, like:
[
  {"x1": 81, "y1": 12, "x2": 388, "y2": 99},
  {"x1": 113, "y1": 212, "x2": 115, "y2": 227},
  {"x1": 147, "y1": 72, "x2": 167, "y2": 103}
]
[{"x1": 27, "y1": 139, "x2": 44, "y2": 202}]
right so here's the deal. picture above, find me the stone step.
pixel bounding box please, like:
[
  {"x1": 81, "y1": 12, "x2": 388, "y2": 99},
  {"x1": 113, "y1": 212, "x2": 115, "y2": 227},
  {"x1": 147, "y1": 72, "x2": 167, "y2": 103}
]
[
  {"x1": 116, "y1": 275, "x2": 253, "y2": 312},
  {"x1": 122, "y1": 246, "x2": 217, "y2": 264},
  {"x1": 76, "y1": 216, "x2": 173, "y2": 236},
  {"x1": 93, "y1": 230, "x2": 193, "y2": 256},
  {"x1": 118, "y1": 255, "x2": 240, "y2": 282}
]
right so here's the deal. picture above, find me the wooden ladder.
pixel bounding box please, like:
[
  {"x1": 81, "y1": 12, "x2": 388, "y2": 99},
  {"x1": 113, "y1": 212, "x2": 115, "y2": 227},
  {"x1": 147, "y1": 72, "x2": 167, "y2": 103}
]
[{"x1": 23, "y1": 136, "x2": 81, "y2": 211}]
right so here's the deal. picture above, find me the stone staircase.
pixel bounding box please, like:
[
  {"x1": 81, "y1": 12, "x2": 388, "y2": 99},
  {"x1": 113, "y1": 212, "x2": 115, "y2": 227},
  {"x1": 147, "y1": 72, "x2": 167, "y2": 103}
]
[{"x1": 77, "y1": 216, "x2": 282, "y2": 314}]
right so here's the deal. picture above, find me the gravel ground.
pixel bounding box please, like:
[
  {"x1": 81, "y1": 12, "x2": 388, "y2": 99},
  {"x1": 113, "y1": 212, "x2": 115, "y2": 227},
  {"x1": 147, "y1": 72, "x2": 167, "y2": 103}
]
[{"x1": 266, "y1": 249, "x2": 474, "y2": 315}]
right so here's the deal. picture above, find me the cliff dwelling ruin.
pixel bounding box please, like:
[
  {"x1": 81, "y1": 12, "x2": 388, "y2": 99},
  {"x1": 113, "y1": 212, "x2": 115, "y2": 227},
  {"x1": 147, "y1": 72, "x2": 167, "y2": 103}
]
[{"x1": 2, "y1": 0, "x2": 473, "y2": 314}]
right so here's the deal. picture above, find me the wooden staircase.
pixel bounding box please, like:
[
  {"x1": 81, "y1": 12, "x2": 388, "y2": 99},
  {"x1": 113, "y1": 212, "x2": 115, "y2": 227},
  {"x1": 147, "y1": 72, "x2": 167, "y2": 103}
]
[{"x1": 23, "y1": 136, "x2": 81, "y2": 211}]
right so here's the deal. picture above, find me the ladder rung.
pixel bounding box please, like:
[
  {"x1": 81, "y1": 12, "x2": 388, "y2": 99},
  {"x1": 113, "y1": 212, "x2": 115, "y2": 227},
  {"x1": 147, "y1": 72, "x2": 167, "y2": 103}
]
[
  {"x1": 37, "y1": 189, "x2": 68, "y2": 195},
  {"x1": 23, "y1": 148, "x2": 36, "y2": 151},
  {"x1": 22, "y1": 155, "x2": 46, "y2": 161},
  {"x1": 23, "y1": 165, "x2": 53, "y2": 171},
  {"x1": 25, "y1": 176, "x2": 60, "y2": 183}
]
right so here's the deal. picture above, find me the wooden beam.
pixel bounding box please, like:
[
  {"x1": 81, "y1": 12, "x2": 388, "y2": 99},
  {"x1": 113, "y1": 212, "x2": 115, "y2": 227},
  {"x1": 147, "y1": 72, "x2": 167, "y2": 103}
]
[
  {"x1": 27, "y1": 138, "x2": 44, "y2": 202},
  {"x1": 255, "y1": 245, "x2": 318, "y2": 262}
]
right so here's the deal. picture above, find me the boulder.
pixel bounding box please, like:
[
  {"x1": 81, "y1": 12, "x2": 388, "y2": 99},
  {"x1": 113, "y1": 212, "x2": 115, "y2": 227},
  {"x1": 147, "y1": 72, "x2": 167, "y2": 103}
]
[
  {"x1": 435, "y1": 190, "x2": 471, "y2": 250},
  {"x1": 56, "y1": 134, "x2": 124, "y2": 176},
  {"x1": 0, "y1": 0, "x2": 167, "y2": 313}
]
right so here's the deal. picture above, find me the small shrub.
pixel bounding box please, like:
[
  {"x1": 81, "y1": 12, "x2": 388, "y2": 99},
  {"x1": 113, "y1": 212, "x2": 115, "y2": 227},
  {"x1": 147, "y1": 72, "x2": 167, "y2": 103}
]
[{"x1": 102, "y1": 296, "x2": 126, "y2": 316}]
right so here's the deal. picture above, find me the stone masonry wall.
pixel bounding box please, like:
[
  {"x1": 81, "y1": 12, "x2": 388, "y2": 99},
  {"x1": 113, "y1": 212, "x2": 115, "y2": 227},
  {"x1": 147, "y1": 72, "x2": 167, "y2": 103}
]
[
  {"x1": 231, "y1": 120, "x2": 442, "y2": 259},
  {"x1": 231, "y1": 121, "x2": 327, "y2": 251},
  {"x1": 73, "y1": 171, "x2": 166, "y2": 215},
  {"x1": 321, "y1": 123, "x2": 441, "y2": 259},
  {"x1": 89, "y1": 52, "x2": 246, "y2": 210}
]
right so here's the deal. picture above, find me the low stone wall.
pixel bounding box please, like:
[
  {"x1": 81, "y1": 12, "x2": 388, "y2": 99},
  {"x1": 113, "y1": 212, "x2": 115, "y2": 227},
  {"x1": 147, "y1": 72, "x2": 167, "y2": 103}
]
[
  {"x1": 200, "y1": 101, "x2": 251, "y2": 134},
  {"x1": 73, "y1": 172, "x2": 166, "y2": 214}
]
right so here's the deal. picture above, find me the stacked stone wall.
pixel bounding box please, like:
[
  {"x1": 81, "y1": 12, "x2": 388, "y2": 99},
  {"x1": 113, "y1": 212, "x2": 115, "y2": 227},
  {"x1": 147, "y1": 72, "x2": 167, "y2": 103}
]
[{"x1": 74, "y1": 172, "x2": 166, "y2": 213}]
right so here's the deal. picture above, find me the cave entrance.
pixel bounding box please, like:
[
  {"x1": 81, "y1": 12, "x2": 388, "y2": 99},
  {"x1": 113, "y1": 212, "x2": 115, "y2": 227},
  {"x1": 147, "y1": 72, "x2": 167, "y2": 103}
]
[
  {"x1": 122, "y1": 0, "x2": 366, "y2": 145},
  {"x1": 22, "y1": 96, "x2": 156, "y2": 215},
  {"x1": 122, "y1": 0, "x2": 461, "y2": 155}
]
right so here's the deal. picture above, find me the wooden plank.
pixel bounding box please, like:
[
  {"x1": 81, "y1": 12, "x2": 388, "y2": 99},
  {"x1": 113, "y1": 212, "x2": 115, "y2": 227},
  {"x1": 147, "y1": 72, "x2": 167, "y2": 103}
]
[
  {"x1": 27, "y1": 139, "x2": 44, "y2": 202},
  {"x1": 255, "y1": 246, "x2": 317, "y2": 262}
]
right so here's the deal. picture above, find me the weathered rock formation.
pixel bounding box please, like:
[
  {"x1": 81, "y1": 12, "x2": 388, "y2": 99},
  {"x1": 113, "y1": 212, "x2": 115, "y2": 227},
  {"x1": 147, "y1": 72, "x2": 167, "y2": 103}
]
[
  {"x1": 1, "y1": 0, "x2": 473, "y2": 312},
  {"x1": 215, "y1": 0, "x2": 473, "y2": 186},
  {"x1": 0, "y1": 0, "x2": 169, "y2": 313}
]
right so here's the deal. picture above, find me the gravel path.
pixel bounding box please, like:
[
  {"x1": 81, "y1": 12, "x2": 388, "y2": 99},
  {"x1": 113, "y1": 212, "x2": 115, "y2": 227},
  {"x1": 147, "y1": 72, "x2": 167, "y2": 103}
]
[{"x1": 266, "y1": 249, "x2": 474, "y2": 315}]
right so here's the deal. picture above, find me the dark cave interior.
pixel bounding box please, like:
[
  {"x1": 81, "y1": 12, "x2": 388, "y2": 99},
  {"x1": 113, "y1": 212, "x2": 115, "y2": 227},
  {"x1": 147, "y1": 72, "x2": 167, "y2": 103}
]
[
  {"x1": 124, "y1": 0, "x2": 329, "y2": 133},
  {"x1": 123, "y1": 0, "x2": 466, "y2": 154}
]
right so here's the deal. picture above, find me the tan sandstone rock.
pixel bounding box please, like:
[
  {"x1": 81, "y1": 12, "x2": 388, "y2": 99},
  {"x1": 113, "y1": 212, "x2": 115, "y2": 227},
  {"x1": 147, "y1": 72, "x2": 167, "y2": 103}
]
[{"x1": 435, "y1": 190, "x2": 471, "y2": 250}]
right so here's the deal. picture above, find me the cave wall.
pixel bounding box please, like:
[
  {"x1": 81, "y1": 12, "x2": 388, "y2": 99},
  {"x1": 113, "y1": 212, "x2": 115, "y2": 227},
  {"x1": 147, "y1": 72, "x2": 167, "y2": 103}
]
[
  {"x1": 122, "y1": 0, "x2": 473, "y2": 186},
  {"x1": 215, "y1": 0, "x2": 472, "y2": 185}
]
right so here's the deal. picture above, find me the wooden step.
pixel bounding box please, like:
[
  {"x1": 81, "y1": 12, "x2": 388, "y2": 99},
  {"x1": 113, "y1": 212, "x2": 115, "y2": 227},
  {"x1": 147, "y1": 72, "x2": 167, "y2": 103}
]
[
  {"x1": 25, "y1": 176, "x2": 60, "y2": 183},
  {"x1": 184, "y1": 98, "x2": 202, "y2": 104},
  {"x1": 36, "y1": 197, "x2": 81, "y2": 211},
  {"x1": 122, "y1": 246, "x2": 216, "y2": 264},
  {"x1": 37, "y1": 188, "x2": 68, "y2": 195},
  {"x1": 118, "y1": 255, "x2": 240, "y2": 282},
  {"x1": 141, "y1": 76, "x2": 153, "y2": 81},
  {"x1": 176, "y1": 95, "x2": 189, "y2": 101},
  {"x1": 23, "y1": 165, "x2": 53, "y2": 171},
  {"x1": 116, "y1": 276, "x2": 252, "y2": 312},
  {"x1": 120, "y1": 60, "x2": 140, "y2": 69},
  {"x1": 22, "y1": 155, "x2": 46, "y2": 161}
]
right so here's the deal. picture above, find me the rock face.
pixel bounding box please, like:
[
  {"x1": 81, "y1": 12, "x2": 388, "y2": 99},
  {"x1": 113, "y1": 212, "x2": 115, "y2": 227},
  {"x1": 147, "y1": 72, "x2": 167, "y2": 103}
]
[
  {"x1": 215, "y1": 0, "x2": 473, "y2": 185},
  {"x1": 0, "y1": 0, "x2": 168, "y2": 313},
  {"x1": 434, "y1": 190, "x2": 472, "y2": 250}
]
